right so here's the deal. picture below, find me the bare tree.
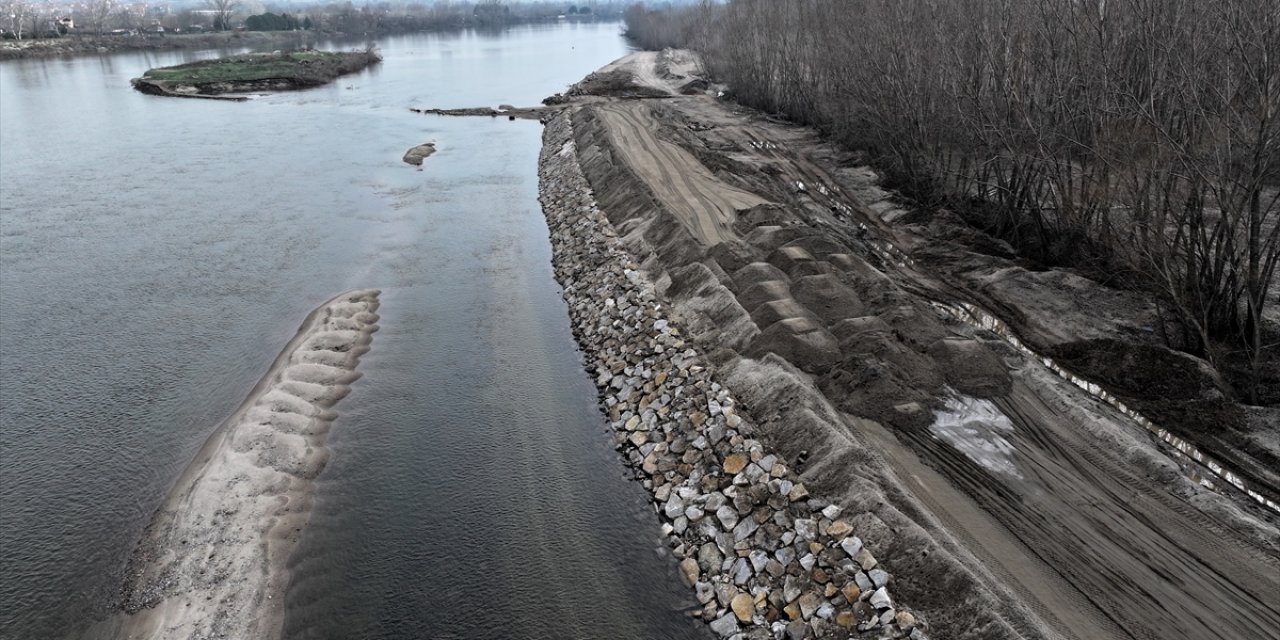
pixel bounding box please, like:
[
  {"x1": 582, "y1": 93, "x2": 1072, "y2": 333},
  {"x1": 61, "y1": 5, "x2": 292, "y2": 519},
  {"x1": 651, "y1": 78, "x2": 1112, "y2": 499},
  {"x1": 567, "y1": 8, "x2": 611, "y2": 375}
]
[
  {"x1": 114, "y1": 4, "x2": 143, "y2": 32},
  {"x1": 86, "y1": 0, "x2": 115, "y2": 34},
  {"x1": 24, "y1": 2, "x2": 45, "y2": 37},
  {"x1": 3, "y1": 0, "x2": 32, "y2": 39},
  {"x1": 629, "y1": 0, "x2": 1280, "y2": 398},
  {"x1": 207, "y1": 0, "x2": 241, "y2": 31}
]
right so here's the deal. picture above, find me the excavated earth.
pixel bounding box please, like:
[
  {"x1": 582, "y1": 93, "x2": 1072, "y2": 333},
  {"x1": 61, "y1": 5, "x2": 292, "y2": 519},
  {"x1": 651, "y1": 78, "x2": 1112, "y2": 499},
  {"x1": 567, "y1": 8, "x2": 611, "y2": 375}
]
[{"x1": 538, "y1": 51, "x2": 1280, "y2": 640}]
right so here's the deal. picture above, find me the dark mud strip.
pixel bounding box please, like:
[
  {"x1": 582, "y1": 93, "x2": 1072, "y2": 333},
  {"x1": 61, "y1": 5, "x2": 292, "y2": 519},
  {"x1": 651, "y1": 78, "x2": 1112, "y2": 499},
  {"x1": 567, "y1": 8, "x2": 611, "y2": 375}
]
[{"x1": 129, "y1": 78, "x2": 249, "y2": 101}]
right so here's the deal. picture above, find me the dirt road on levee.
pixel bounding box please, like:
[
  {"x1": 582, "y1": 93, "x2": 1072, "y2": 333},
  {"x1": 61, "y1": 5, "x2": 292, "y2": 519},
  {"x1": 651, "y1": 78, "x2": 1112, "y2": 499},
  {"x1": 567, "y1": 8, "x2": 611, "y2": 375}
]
[{"x1": 556, "y1": 51, "x2": 1280, "y2": 640}]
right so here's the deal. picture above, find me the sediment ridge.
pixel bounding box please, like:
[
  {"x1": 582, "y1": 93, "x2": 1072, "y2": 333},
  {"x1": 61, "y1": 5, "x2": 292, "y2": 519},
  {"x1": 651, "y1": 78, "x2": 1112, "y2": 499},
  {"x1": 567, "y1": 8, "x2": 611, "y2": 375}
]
[{"x1": 117, "y1": 289, "x2": 380, "y2": 640}]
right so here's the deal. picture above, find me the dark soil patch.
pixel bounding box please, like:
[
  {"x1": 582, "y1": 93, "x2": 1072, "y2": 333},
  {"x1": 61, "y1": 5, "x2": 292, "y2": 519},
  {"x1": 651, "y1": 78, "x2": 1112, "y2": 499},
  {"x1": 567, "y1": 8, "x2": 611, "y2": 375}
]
[
  {"x1": 678, "y1": 77, "x2": 710, "y2": 94},
  {"x1": 1047, "y1": 339, "x2": 1224, "y2": 402},
  {"x1": 1049, "y1": 338, "x2": 1280, "y2": 505},
  {"x1": 569, "y1": 70, "x2": 670, "y2": 98},
  {"x1": 1045, "y1": 338, "x2": 1244, "y2": 432}
]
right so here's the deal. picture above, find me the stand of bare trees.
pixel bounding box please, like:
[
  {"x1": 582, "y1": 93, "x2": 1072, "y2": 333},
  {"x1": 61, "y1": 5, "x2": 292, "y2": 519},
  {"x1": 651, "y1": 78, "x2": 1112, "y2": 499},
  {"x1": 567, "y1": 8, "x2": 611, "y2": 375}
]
[
  {"x1": 1, "y1": 0, "x2": 57, "y2": 38},
  {"x1": 627, "y1": 0, "x2": 1280, "y2": 402},
  {"x1": 207, "y1": 0, "x2": 240, "y2": 30},
  {"x1": 85, "y1": 0, "x2": 115, "y2": 34}
]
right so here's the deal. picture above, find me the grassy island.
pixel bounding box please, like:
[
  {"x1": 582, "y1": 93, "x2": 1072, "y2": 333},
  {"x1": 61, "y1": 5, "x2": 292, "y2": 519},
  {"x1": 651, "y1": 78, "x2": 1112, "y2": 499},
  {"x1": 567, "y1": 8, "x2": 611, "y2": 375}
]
[{"x1": 131, "y1": 48, "x2": 381, "y2": 100}]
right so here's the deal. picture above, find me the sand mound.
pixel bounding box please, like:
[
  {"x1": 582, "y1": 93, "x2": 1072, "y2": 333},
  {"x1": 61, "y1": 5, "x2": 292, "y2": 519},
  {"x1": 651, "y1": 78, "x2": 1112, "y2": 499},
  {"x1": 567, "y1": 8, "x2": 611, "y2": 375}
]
[{"x1": 118, "y1": 289, "x2": 380, "y2": 640}]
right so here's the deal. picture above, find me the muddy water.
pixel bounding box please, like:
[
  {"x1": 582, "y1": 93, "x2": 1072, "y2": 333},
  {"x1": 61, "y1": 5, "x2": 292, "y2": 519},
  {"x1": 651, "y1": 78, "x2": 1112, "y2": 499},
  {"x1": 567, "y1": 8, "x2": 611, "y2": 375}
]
[{"x1": 1, "y1": 25, "x2": 704, "y2": 639}]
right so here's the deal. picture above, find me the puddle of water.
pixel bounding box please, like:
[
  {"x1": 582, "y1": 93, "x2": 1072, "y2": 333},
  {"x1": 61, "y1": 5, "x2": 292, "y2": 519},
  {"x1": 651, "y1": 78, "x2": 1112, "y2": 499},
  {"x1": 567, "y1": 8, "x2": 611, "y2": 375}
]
[{"x1": 930, "y1": 394, "x2": 1023, "y2": 480}]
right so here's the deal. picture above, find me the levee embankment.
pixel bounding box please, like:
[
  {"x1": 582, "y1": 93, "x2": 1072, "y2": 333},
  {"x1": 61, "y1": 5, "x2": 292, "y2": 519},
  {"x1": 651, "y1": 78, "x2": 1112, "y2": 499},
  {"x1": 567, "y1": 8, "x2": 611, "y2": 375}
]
[
  {"x1": 537, "y1": 50, "x2": 1280, "y2": 640},
  {"x1": 541, "y1": 113, "x2": 931, "y2": 639}
]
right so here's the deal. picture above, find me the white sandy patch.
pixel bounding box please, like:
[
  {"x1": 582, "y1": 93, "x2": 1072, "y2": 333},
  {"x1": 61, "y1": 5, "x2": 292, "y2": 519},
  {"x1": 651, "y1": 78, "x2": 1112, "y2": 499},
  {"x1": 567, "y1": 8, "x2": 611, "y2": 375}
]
[
  {"x1": 118, "y1": 289, "x2": 380, "y2": 640},
  {"x1": 930, "y1": 394, "x2": 1022, "y2": 480}
]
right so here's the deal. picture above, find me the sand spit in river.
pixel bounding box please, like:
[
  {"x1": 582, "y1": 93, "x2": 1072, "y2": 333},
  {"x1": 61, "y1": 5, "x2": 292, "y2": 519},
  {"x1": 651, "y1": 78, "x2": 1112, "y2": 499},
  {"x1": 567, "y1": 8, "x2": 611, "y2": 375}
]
[{"x1": 114, "y1": 290, "x2": 379, "y2": 640}]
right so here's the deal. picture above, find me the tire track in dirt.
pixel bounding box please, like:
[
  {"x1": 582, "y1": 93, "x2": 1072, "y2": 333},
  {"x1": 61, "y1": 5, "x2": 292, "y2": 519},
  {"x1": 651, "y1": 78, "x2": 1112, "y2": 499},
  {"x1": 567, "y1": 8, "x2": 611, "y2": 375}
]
[
  {"x1": 709, "y1": 114, "x2": 1280, "y2": 638},
  {"x1": 594, "y1": 102, "x2": 767, "y2": 245},
  {"x1": 981, "y1": 380, "x2": 1280, "y2": 640},
  {"x1": 666, "y1": 96, "x2": 1280, "y2": 637},
  {"x1": 599, "y1": 103, "x2": 740, "y2": 242},
  {"x1": 857, "y1": 416, "x2": 1125, "y2": 640}
]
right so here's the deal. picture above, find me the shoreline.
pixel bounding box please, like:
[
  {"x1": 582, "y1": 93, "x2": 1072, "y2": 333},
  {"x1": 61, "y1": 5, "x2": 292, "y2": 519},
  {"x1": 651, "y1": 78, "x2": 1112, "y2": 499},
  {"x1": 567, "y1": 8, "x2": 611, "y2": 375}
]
[
  {"x1": 0, "y1": 31, "x2": 322, "y2": 61},
  {"x1": 538, "y1": 113, "x2": 925, "y2": 639},
  {"x1": 114, "y1": 289, "x2": 379, "y2": 640},
  {"x1": 534, "y1": 51, "x2": 1280, "y2": 639}
]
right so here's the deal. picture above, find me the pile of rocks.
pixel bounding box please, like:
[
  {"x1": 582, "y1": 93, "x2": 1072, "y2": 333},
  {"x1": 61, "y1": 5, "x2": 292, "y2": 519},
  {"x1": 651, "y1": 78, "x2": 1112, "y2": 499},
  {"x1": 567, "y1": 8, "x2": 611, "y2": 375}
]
[{"x1": 537, "y1": 111, "x2": 925, "y2": 640}]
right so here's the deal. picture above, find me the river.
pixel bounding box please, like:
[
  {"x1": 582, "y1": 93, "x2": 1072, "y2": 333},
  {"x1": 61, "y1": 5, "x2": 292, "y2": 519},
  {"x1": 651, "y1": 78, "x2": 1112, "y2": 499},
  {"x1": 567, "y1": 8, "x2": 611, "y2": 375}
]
[{"x1": 0, "y1": 23, "x2": 706, "y2": 640}]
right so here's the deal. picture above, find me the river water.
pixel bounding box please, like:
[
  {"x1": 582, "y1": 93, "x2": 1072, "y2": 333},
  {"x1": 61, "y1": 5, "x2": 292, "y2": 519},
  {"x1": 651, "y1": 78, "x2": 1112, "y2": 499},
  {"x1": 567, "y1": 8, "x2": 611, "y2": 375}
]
[{"x1": 0, "y1": 24, "x2": 706, "y2": 639}]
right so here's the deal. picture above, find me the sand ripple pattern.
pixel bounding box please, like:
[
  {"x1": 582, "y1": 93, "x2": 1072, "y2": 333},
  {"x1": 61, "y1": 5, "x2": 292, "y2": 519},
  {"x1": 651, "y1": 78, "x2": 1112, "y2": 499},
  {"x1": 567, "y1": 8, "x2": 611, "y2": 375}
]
[{"x1": 118, "y1": 289, "x2": 380, "y2": 640}]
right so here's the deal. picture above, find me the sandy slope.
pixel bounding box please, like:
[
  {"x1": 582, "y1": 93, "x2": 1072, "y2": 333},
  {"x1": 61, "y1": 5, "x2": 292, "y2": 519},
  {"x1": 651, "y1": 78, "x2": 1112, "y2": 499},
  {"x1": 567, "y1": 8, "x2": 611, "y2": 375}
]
[
  {"x1": 595, "y1": 101, "x2": 767, "y2": 245},
  {"x1": 563, "y1": 51, "x2": 1280, "y2": 640},
  {"x1": 113, "y1": 290, "x2": 380, "y2": 640}
]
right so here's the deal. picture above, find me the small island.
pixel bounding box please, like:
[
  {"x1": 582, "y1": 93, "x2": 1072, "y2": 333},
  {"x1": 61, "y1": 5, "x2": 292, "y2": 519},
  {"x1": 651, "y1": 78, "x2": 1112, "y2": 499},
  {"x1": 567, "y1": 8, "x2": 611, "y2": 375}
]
[{"x1": 131, "y1": 48, "x2": 381, "y2": 100}]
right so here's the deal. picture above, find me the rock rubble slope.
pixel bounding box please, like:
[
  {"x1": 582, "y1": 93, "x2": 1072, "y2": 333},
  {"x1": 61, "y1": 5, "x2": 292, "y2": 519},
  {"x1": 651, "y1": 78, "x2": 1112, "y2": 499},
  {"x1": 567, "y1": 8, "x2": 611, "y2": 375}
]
[{"x1": 540, "y1": 115, "x2": 925, "y2": 639}]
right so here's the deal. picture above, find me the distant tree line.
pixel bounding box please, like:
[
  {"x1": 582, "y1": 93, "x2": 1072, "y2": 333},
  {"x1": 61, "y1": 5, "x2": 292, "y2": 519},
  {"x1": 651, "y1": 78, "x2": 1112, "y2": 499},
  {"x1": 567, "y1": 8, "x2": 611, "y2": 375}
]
[
  {"x1": 1, "y1": 0, "x2": 77, "y2": 38},
  {"x1": 244, "y1": 12, "x2": 307, "y2": 31},
  {"x1": 301, "y1": 1, "x2": 625, "y2": 35},
  {"x1": 2, "y1": 1, "x2": 628, "y2": 39},
  {"x1": 622, "y1": 2, "x2": 702, "y2": 49},
  {"x1": 626, "y1": 0, "x2": 1280, "y2": 401}
]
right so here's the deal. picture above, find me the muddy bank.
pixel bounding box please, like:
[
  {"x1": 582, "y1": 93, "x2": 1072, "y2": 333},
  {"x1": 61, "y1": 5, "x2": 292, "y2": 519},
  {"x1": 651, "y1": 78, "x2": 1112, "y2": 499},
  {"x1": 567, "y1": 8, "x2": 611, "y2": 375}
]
[
  {"x1": 410, "y1": 105, "x2": 553, "y2": 120},
  {"x1": 113, "y1": 290, "x2": 379, "y2": 640},
  {"x1": 540, "y1": 51, "x2": 1280, "y2": 640},
  {"x1": 129, "y1": 78, "x2": 249, "y2": 101},
  {"x1": 559, "y1": 100, "x2": 1038, "y2": 640}
]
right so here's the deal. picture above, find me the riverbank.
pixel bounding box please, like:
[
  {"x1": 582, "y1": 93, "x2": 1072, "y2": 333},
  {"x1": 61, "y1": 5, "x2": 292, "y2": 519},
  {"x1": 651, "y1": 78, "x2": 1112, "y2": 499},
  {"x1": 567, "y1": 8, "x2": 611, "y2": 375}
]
[
  {"x1": 0, "y1": 31, "x2": 320, "y2": 61},
  {"x1": 539, "y1": 114, "x2": 924, "y2": 639},
  {"x1": 532, "y1": 51, "x2": 1280, "y2": 640},
  {"x1": 114, "y1": 290, "x2": 378, "y2": 639}
]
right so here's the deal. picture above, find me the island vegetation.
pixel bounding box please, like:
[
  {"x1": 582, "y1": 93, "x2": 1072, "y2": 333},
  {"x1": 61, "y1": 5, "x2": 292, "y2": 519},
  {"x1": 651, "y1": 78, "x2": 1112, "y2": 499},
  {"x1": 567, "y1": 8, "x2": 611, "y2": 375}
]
[{"x1": 131, "y1": 47, "x2": 380, "y2": 99}]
